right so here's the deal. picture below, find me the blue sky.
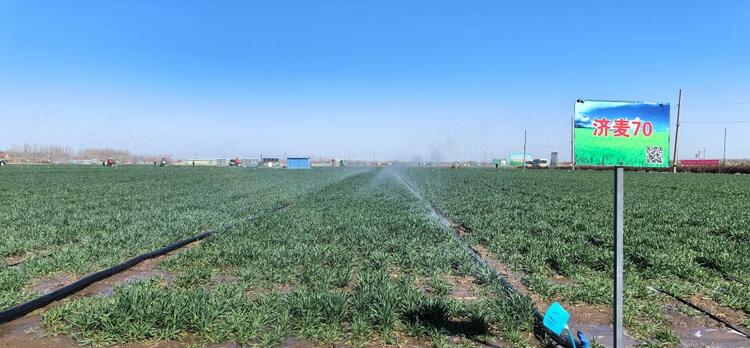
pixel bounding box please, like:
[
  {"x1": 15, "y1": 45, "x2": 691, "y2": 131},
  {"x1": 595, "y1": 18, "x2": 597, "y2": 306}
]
[{"x1": 1, "y1": 0, "x2": 748, "y2": 161}]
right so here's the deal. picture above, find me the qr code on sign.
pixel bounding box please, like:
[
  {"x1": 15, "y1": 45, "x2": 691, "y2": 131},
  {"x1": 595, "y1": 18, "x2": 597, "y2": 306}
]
[{"x1": 646, "y1": 146, "x2": 664, "y2": 164}]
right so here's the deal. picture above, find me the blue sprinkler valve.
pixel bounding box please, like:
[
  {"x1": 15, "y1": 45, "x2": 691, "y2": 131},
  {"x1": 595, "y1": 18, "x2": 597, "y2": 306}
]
[{"x1": 577, "y1": 331, "x2": 590, "y2": 348}]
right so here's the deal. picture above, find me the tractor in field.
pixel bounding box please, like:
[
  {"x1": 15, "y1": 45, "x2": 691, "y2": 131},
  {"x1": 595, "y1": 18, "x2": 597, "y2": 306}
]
[
  {"x1": 103, "y1": 159, "x2": 116, "y2": 167},
  {"x1": 160, "y1": 157, "x2": 169, "y2": 167},
  {"x1": 229, "y1": 158, "x2": 242, "y2": 167}
]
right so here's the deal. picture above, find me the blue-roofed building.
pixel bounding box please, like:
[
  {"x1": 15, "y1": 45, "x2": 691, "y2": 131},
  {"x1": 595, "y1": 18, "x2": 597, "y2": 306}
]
[{"x1": 287, "y1": 157, "x2": 311, "y2": 169}]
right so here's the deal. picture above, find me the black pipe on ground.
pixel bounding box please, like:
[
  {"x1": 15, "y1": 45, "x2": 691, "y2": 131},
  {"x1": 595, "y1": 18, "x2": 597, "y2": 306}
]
[
  {"x1": 651, "y1": 287, "x2": 750, "y2": 340},
  {"x1": 0, "y1": 204, "x2": 288, "y2": 324}
]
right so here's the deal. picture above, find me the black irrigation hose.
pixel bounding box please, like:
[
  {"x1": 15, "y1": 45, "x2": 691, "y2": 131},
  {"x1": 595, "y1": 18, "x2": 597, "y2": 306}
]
[
  {"x1": 651, "y1": 287, "x2": 750, "y2": 340},
  {"x1": 391, "y1": 173, "x2": 574, "y2": 348},
  {"x1": 0, "y1": 204, "x2": 288, "y2": 325}
]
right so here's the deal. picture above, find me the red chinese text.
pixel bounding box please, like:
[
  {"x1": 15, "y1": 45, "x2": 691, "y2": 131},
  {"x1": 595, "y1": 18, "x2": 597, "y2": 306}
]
[{"x1": 591, "y1": 118, "x2": 653, "y2": 137}]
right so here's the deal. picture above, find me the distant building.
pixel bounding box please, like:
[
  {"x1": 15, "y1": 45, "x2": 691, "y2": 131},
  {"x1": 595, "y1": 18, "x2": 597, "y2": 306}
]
[
  {"x1": 260, "y1": 158, "x2": 280, "y2": 168},
  {"x1": 287, "y1": 157, "x2": 311, "y2": 169},
  {"x1": 242, "y1": 159, "x2": 259, "y2": 168},
  {"x1": 492, "y1": 159, "x2": 507, "y2": 168}
]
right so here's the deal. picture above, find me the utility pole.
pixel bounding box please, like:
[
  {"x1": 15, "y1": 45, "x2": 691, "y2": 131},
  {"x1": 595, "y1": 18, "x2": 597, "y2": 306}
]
[
  {"x1": 672, "y1": 89, "x2": 682, "y2": 173},
  {"x1": 723, "y1": 128, "x2": 727, "y2": 165},
  {"x1": 523, "y1": 129, "x2": 527, "y2": 171}
]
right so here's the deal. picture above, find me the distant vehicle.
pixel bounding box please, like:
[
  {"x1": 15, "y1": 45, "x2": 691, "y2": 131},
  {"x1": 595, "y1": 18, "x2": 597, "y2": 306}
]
[
  {"x1": 160, "y1": 157, "x2": 169, "y2": 167},
  {"x1": 103, "y1": 159, "x2": 116, "y2": 167},
  {"x1": 0, "y1": 159, "x2": 6, "y2": 166},
  {"x1": 525, "y1": 158, "x2": 549, "y2": 169},
  {"x1": 229, "y1": 158, "x2": 242, "y2": 166}
]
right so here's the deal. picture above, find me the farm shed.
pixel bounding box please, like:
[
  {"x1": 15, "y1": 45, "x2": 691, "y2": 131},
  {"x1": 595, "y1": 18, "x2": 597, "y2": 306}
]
[
  {"x1": 260, "y1": 158, "x2": 280, "y2": 168},
  {"x1": 287, "y1": 157, "x2": 311, "y2": 169}
]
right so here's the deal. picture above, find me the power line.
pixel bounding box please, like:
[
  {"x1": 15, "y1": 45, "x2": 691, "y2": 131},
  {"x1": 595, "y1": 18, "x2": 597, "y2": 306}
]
[
  {"x1": 681, "y1": 120, "x2": 750, "y2": 124},
  {"x1": 682, "y1": 100, "x2": 750, "y2": 106}
]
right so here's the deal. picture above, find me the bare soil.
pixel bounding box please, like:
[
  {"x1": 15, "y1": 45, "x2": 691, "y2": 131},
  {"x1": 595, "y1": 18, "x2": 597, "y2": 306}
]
[
  {"x1": 689, "y1": 294, "x2": 749, "y2": 329},
  {"x1": 446, "y1": 274, "x2": 483, "y2": 302},
  {"x1": 3, "y1": 251, "x2": 53, "y2": 269},
  {"x1": 0, "y1": 314, "x2": 77, "y2": 348},
  {"x1": 2, "y1": 255, "x2": 27, "y2": 268},
  {"x1": 28, "y1": 272, "x2": 79, "y2": 295},
  {"x1": 657, "y1": 292, "x2": 750, "y2": 348},
  {"x1": 27, "y1": 257, "x2": 175, "y2": 299},
  {"x1": 416, "y1": 273, "x2": 484, "y2": 302},
  {"x1": 449, "y1": 222, "x2": 472, "y2": 239}
]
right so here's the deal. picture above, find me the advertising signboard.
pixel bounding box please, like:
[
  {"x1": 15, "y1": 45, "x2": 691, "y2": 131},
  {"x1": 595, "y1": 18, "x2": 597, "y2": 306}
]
[{"x1": 574, "y1": 100, "x2": 670, "y2": 167}]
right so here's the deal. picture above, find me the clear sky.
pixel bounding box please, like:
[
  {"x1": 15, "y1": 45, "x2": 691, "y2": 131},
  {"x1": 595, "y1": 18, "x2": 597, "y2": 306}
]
[{"x1": 1, "y1": 0, "x2": 748, "y2": 161}]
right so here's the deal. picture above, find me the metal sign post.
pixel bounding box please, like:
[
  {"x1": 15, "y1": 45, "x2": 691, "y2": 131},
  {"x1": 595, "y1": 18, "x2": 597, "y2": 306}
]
[{"x1": 613, "y1": 167, "x2": 624, "y2": 348}]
